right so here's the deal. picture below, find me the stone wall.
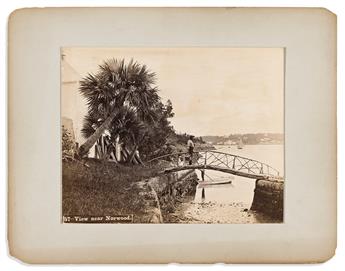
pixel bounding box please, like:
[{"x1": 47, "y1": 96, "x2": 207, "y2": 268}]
[
  {"x1": 250, "y1": 179, "x2": 284, "y2": 220},
  {"x1": 143, "y1": 170, "x2": 198, "y2": 222}
]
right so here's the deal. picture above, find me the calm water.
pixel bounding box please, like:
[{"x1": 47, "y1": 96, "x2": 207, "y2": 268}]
[{"x1": 194, "y1": 144, "x2": 284, "y2": 206}]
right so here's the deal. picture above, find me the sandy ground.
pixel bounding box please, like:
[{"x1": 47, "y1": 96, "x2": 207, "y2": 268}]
[{"x1": 165, "y1": 200, "x2": 281, "y2": 224}]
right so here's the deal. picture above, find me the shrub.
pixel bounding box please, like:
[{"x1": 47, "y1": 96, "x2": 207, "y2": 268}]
[{"x1": 62, "y1": 125, "x2": 75, "y2": 160}]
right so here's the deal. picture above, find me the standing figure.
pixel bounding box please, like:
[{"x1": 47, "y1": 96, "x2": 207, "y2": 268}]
[{"x1": 187, "y1": 135, "x2": 195, "y2": 165}]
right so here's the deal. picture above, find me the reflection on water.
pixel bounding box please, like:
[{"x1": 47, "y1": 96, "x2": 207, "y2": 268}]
[{"x1": 167, "y1": 144, "x2": 284, "y2": 223}]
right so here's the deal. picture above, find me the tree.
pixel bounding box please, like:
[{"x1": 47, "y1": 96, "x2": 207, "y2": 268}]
[
  {"x1": 78, "y1": 59, "x2": 160, "y2": 157},
  {"x1": 138, "y1": 99, "x2": 175, "y2": 160},
  {"x1": 81, "y1": 105, "x2": 146, "y2": 162}
]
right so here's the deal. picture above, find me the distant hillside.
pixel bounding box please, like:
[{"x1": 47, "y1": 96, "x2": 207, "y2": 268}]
[{"x1": 203, "y1": 133, "x2": 284, "y2": 145}]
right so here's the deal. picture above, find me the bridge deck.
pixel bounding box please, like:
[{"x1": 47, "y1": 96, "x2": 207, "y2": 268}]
[{"x1": 163, "y1": 165, "x2": 283, "y2": 181}]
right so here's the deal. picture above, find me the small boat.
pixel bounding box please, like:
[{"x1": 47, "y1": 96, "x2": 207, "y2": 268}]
[
  {"x1": 237, "y1": 138, "x2": 244, "y2": 149},
  {"x1": 198, "y1": 179, "x2": 232, "y2": 187},
  {"x1": 198, "y1": 175, "x2": 234, "y2": 186}
]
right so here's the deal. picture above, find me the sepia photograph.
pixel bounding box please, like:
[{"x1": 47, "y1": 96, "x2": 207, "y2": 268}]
[
  {"x1": 7, "y1": 6, "x2": 337, "y2": 264},
  {"x1": 61, "y1": 47, "x2": 284, "y2": 224}
]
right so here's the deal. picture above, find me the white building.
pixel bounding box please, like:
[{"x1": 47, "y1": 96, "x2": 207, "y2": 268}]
[{"x1": 61, "y1": 58, "x2": 99, "y2": 157}]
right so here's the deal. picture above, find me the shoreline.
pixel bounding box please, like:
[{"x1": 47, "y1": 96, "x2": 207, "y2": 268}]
[{"x1": 164, "y1": 199, "x2": 282, "y2": 224}]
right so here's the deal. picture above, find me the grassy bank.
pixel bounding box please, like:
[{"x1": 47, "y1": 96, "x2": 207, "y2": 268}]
[{"x1": 62, "y1": 159, "x2": 159, "y2": 222}]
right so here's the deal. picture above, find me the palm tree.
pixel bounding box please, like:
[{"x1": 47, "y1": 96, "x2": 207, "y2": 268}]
[
  {"x1": 81, "y1": 106, "x2": 146, "y2": 162},
  {"x1": 78, "y1": 58, "x2": 160, "y2": 157},
  {"x1": 110, "y1": 107, "x2": 147, "y2": 163}
]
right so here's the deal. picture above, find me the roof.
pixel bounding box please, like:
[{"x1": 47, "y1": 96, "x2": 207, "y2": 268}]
[{"x1": 61, "y1": 60, "x2": 80, "y2": 83}]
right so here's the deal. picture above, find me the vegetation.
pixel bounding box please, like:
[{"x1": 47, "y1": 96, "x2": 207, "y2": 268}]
[
  {"x1": 62, "y1": 159, "x2": 161, "y2": 221},
  {"x1": 173, "y1": 133, "x2": 205, "y2": 145},
  {"x1": 78, "y1": 58, "x2": 174, "y2": 161},
  {"x1": 62, "y1": 126, "x2": 75, "y2": 161}
]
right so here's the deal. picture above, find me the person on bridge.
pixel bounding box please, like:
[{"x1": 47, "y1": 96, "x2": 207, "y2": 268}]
[{"x1": 187, "y1": 135, "x2": 195, "y2": 165}]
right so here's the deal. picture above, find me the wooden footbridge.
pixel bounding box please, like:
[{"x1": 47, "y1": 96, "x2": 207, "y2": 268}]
[{"x1": 147, "y1": 150, "x2": 283, "y2": 181}]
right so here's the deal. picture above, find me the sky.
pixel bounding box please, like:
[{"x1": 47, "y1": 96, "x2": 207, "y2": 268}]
[{"x1": 62, "y1": 47, "x2": 284, "y2": 136}]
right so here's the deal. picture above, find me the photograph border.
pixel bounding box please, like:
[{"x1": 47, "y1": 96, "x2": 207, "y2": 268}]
[{"x1": 8, "y1": 7, "x2": 336, "y2": 263}]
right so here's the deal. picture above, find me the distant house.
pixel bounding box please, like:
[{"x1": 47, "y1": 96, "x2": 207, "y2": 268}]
[{"x1": 224, "y1": 139, "x2": 235, "y2": 145}]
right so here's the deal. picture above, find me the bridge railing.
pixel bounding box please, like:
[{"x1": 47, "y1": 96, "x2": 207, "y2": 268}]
[{"x1": 147, "y1": 150, "x2": 280, "y2": 178}]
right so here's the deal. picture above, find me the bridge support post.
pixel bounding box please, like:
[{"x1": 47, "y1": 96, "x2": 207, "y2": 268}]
[{"x1": 251, "y1": 179, "x2": 284, "y2": 220}]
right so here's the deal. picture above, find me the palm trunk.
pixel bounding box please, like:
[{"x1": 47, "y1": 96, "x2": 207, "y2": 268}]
[
  {"x1": 128, "y1": 144, "x2": 139, "y2": 163},
  {"x1": 128, "y1": 133, "x2": 146, "y2": 164},
  {"x1": 78, "y1": 108, "x2": 118, "y2": 157}
]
